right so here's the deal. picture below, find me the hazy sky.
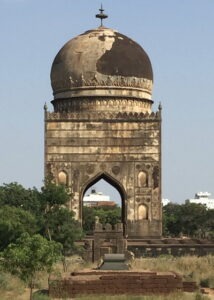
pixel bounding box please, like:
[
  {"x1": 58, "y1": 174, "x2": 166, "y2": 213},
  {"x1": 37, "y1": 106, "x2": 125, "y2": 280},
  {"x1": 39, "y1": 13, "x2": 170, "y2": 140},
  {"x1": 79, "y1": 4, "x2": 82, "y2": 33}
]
[{"x1": 0, "y1": 0, "x2": 214, "y2": 204}]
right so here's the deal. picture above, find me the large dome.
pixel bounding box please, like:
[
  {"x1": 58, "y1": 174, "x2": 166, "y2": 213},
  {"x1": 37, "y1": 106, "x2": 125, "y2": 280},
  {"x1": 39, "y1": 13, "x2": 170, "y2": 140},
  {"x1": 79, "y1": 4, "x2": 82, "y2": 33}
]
[{"x1": 51, "y1": 27, "x2": 153, "y2": 101}]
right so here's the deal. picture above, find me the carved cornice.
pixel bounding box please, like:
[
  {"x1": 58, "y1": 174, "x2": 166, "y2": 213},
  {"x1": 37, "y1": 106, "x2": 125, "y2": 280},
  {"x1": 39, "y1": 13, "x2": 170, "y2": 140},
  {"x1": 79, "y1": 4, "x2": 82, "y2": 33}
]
[
  {"x1": 52, "y1": 75, "x2": 153, "y2": 94},
  {"x1": 52, "y1": 97, "x2": 153, "y2": 113},
  {"x1": 46, "y1": 110, "x2": 161, "y2": 121}
]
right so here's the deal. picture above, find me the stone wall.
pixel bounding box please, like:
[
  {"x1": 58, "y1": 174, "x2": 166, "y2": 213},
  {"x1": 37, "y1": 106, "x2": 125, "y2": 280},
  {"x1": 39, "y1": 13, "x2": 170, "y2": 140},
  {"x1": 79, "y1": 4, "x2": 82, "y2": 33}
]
[
  {"x1": 79, "y1": 237, "x2": 214, "y2": 262},
  {"x1": 93, "y1": 222, "x2": 125, "y2": 261},
  {"x1": 44, "y1": 105, "x2": 162, "y2": 239},
  {"x1": 49, "y1": 270, "x2": 197, "y2": 298},
  {"x1": 127, "y1": 238, "x2": 214, "y2": 257}
]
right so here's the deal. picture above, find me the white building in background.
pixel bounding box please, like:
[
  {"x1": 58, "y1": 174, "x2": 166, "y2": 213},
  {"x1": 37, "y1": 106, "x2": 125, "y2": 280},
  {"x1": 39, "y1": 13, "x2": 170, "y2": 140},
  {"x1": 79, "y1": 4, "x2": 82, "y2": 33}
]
[
  {"x1": 162, "y1": 199, "x2": 170, "y2": 206},
  {"x1": 188, "y1": 192, "x2": 214, "y2": 210},
  {"x1": 83, "y1": 189, "x2": 116, "y2": 207}
]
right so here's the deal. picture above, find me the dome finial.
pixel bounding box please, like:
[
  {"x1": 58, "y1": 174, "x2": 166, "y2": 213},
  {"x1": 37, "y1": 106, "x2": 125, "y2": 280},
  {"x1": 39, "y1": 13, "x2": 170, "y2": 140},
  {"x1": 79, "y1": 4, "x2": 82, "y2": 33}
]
[
  {"x1": 158, "y1": 102, "x2": 162, "y2": 111},
  {"x1": 96, "y1": 4, "x2": 108, "y2": 27}
]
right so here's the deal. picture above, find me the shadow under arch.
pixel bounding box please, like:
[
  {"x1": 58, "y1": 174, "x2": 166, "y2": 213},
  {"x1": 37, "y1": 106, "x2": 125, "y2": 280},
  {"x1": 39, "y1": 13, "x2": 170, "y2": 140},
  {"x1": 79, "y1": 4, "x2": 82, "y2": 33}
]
[{"x1": 80, "y1": 172, "x2": 127, "y2": 236}]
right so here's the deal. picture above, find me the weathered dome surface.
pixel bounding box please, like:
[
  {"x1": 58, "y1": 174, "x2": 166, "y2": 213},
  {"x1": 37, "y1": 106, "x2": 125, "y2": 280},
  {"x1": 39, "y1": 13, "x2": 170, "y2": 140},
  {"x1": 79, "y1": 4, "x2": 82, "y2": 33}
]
[{"x1": 51, "y1": 27, "x2": 153, "y2": 101}]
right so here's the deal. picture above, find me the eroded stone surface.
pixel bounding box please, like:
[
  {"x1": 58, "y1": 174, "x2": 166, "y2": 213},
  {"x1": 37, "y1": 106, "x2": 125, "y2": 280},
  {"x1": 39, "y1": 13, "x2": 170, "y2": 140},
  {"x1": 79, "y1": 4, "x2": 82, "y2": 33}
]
[
  {"x1": 51, "y1": 27, "x2": 153, "y2": 101},
  {"x1": 45, "y1": 25, "x2": 162, "y2": 240}
]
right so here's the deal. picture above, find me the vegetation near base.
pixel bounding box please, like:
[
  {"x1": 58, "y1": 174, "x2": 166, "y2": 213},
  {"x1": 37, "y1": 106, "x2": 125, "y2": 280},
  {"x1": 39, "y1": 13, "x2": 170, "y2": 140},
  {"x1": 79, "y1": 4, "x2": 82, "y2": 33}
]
[
  {"x1": 132, "y1": 255, "x2": 214, "y2": 289},
  {"x1": 0, "y1": 180, "x2": 83, "y2": 300},
  {"x1": 0, "y1": 181, "x2": 214, "y2": 299},
  {"x1": 74, "y1": 294, "x2": 210, "y2": 300},
  {"x1": 1, "y1": 255, "x2": 214, "y2": 299}
]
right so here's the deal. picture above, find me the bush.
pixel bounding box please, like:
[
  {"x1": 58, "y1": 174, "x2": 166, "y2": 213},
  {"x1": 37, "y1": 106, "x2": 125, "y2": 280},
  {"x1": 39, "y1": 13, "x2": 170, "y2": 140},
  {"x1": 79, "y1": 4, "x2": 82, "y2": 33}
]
[
  {"x1": 33, "y1": 290, "x2": 50, "y2": 300},
  {"x1": 0, "y1": 273, "x2": 8, "y2": 289},
  {"x1": 200, "y1": 278, "x2": 209, "y2": 288},
  {"x1": 195, "y1": 293, "x2": 207, "y2": 300}
]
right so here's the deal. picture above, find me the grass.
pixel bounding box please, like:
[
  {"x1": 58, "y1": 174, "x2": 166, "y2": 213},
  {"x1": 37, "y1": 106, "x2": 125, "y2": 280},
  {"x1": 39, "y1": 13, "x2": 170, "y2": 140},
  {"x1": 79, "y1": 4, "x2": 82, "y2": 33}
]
[
  {"x1": 131, "y1": 255, "x2": 214, "y2": 288},
  {"x1": 0, "y1": 255, "x2": 214, "y2": 299},
  {"x1": 0, "y1": 270, "x2": 50, "y2": 300},
  {"x1": 0, "y1": 272, "x2": 26, "y2": 299},
  {"x1": 75, "y1": 293, "x2": 210, "y2": 300}
]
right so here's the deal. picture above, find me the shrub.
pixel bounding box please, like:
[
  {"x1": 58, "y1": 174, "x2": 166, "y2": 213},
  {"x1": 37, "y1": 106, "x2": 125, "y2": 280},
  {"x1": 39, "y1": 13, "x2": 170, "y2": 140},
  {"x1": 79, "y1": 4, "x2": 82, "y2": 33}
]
[
  {"x1": 33, "y1": 290, "x2": 50, "y2": 300},
  {"x1": 200, "y1": 278, "x2": 209, "y2": 288},
  {"x1": 0, "y1": 273, "x2": 8, "y2": 289}
]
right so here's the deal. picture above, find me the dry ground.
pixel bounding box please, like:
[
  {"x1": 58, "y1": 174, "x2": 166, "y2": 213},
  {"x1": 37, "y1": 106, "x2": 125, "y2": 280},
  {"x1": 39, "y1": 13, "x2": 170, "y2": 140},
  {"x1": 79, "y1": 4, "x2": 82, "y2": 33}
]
[{"x1": 1, "y1": 255, "x2": 214, "y2": 299}]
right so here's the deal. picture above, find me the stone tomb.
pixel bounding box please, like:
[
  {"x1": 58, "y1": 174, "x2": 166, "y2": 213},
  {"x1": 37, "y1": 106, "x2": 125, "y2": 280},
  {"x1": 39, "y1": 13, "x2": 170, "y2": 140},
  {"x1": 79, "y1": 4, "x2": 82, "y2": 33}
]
[
  {"x1": 98, "y1": 254, "x2": 129, "y2": 270},
  {"x1": 45, "y1": 20, "x2": 162, "y2": 242}
]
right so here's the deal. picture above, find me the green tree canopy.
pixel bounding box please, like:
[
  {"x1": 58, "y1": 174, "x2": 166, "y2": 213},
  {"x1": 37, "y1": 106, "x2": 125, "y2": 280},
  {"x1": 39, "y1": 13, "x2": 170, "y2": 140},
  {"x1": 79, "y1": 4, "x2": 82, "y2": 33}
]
[
  {"x1": 38, "y1": 179, "x2": 84, "y2": 259},
  {"x1": 0, "y1": 181, "x2": 84, "y2": 257},
  {"x1": 163, "y1": 203, "x2": 182, "y2": 237},
  {"x1": 0, "y1": 206, "x2": 38, "y2": 251},
  {"x1": 0, "y1": 182, "x2": 41, "y2": 215},
  {"x1": 163, "y1": 202, "x2": 214, "y2": 238},
  {"x1": 83, "y1": 205, "x2": 121, "y2": 234},
  {"x1": 179, "y1": 202, "x2": 207, "y2": 236},
  {"x1": 39, "y1": 179, "x2": 70, "y2": 208},
  {"x1": 42, "y1": 207, "x2": 83, "y2": 255},
  {"x1": 1, "y1": 233, "x2": 62, "y2": 300}
]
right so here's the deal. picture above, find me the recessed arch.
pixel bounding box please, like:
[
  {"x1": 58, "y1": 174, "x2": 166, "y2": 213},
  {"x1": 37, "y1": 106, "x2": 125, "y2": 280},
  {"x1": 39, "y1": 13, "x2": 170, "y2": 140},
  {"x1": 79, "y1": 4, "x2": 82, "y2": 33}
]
[
  {"x1": 58, "y1": 170, "x2": 68, "y2": 185},
  {"x1": 138, "y1": 171, "x2": 148, "y2": 187},
  {"x1": 138, "y1": 204, "x2": 148, "y2": 220}
]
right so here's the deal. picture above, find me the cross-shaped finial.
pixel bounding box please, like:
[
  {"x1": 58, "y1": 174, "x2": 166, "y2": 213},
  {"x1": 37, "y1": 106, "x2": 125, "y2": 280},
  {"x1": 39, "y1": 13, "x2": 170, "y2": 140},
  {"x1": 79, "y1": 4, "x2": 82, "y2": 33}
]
[{"x1": 96, "y1": 4, "x2": 108, "y2": 27}]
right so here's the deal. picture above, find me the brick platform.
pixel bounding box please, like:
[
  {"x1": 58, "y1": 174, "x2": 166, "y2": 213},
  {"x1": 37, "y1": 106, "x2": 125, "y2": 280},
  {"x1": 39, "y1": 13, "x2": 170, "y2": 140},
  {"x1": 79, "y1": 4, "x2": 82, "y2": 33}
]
[{"x1": 49, "y1": 270, "x2": 198, "y2": 298}]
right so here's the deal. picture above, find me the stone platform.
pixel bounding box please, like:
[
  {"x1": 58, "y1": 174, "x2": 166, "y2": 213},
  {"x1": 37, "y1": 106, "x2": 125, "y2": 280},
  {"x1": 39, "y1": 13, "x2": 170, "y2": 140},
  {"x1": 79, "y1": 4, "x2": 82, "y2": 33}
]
[{"x1": 49, "y1": 269, "x2": 197, "y2": 298}]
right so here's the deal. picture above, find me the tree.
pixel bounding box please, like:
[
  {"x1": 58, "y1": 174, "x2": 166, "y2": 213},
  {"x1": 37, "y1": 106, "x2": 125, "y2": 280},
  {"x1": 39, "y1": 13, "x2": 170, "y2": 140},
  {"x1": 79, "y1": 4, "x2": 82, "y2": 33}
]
[
  {"x1": 163, "y1": 202, "x2": 213, "y2": 238},
  {"x1": 104, "y1": 205, "x2": 122, "y2": 226},
  {"x1": 204, "y1": 209, "x2": 214, "y2": 238},
  {"x1": 0, "y1": 183, "x2": 43, "y2": 240},
  {"x1": 0, "y1": 182, "x2": 41, "y2": 215},
  {"x1": 83, "y1": 205, "x2": 121, "y2": 234},
  {"x1": 42, "y1": 207, "x2": 83, "y2": 255},
  {"x1": 0, "y1": 180, "x2": 84, "y2": 262},
  {"x1": 179, "y1": 202, "x2": 207, "y2": 236},
  {"x1": 163, "y1": 203, "x2": 182, "y2": 237},
  {"x1": 39, "y1": 179, "x2": 70, "y2": 208},
  {"x1": 0, "y1": 205, "x2": 38, "y2": 251},
  {"x1": 1, "y1": 233, "x2": 62, "y2": 300},
  {"x1": 38, "y1": 180, "x2": 83, "y2": 268},
  {"x1": 41, "y1": 207, "x2": 83, "y2": 271},
  {"x1": 82, "y1": 206, "x2": 97, "y2": 234}
]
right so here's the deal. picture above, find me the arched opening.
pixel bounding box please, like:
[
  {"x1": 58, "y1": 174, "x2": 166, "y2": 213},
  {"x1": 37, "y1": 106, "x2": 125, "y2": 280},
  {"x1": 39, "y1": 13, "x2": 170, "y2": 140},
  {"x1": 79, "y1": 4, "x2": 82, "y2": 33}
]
[{"x1": 81, "y1": 173, "x2": 126, "y2": 236}]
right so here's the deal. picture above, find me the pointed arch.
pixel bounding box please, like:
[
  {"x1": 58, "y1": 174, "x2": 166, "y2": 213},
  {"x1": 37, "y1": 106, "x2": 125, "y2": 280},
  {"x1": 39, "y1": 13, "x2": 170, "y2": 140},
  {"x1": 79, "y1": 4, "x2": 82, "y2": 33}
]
[
  {"x1": 80, "y1": 172, "x2": 127, "y2": 235},
  {"x1": 81, "y1": 172, "x2": 126, "y2": 201}
]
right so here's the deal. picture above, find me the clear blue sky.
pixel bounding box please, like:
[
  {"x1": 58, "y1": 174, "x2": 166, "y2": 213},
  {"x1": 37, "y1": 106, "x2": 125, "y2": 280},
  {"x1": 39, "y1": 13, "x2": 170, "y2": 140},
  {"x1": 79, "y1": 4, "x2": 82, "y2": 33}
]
[{"x1": 0, "y1": 0, "x2": 214, "y2": 203}]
